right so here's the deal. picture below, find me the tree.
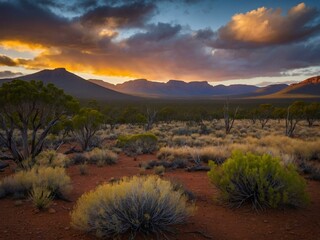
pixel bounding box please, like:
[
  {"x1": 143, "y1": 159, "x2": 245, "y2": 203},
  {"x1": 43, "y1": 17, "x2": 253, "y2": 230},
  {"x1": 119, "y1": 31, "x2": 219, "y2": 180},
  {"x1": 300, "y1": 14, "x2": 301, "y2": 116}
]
[
  {"x1": 157, "y1": 107, "x2": 175, "y2": 123},
  {"x1": 72, "y1": 108, "x2": 104, "y2": 151},
  {"x1": 0, "y1": 80, "x2": 78, "y2": 165},
  {"x1": 102, "y1": 105, "x2": 120, "y2": 130},
  {"x1": 272, "y1": 107, "x2": 286, "y2": 123},
  {"x1": 304, "y1": 102, "x2": 320, "y2": 127},
  {"x1": 257, "y1": 104, "x2": 274, "y2": 129},
  {"x1": 285, "y1": 101, "x2": 306, "y2": 137},
  {"x1": 144, "y1": 107, "x2": 157, "y2": 131},
  {"x1": 223, "y1": 100, "x2": 239, "y2": 134},
  {"x1": 119, "y1": 106, "x2": 146, "y2": 125}
]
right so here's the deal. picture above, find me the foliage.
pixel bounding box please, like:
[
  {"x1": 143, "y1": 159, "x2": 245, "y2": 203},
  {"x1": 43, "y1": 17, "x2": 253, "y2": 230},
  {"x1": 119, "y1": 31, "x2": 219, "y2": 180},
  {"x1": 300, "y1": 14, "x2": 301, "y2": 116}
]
[
  {"x1": 0, "y1": 167, "x2": 71, "y2": 199},
  {"x1": 0, "y1": 80, "x2": 78, "y2": 165},
  {"x1": 117, "y1": 133, "x2": 157, "y2": 155},
  {"x1": 85, "y1": 148, "x2": 118, "y2": 165},
  {"x1": 72, "y1": 108, "x2": 104, "y2": 151},
  {"x1": 256, "y1": 104, "x2": 274, "y2": 129},
  {"x1": 286, "y1": 101, "x2": 306, "y2": 137},
  {"x1": 208, "y1": 151, "x2": 309, "y2": 210},
  {"x1": 153, "y1": 165, "x2": 165, "y2": 175},
  {"x1": 34, "y1": 150, "x2": 70, "y2": 168},
  {"x1": 71, "y1": 175, "x2": 194, "y2": 239},
  {"x1": 118, "y1": 106, "x2": 146, "y2": 125},
  {"x1": 304, "y1": 102, "x2": 320, "y2": 127},
  {"x1": 29, "y1": 185, "x2": 53, "y2": 210}
]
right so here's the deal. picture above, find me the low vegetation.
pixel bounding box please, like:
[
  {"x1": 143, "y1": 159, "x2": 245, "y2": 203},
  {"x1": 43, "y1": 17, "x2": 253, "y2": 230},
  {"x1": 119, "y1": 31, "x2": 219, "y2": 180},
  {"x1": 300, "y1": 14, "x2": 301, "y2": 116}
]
[
  {"x1": 84, "y1": 148, "x2": 118, "y2": 166},
  {"x1": 117, "y1": 133, "x2": 158, "y2": 155},
  {"x1": 29, "y1": 185, "x2": 53, "y2": 210},
  {"x1": 208, "y1": 151, "x2": 309, "y2": 210},
  {"x1": 0, "y1": 167, "x2": 72, "y2": 199},
  {"x1": 71, "y1": 175, "x2": 194, "y2": 239}
]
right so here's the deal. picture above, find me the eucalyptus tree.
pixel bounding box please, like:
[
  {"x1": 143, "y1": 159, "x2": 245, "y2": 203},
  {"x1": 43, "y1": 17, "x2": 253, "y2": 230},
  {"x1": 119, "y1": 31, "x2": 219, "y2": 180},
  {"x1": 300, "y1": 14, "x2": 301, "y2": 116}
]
[
  {"x1": 72, "y1": 108, "x2": 104, "y2": 151},
  {"x1": 0, "y1": 80, "x2": 78, "y2": 165}
]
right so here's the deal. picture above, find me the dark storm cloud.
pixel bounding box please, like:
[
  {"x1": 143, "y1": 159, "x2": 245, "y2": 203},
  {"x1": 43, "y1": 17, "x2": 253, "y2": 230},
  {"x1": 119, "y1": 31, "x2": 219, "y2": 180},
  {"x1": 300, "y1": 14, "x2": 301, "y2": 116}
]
[
  {"x1": 209, "y1": 40, "x2": 320, "y2": 80},
  {"x1": 1, "y1": 0, "x2": 320, "y2": 81},
  {"x1": 79, "y1": 1, "x2": 156, "y2": 28},
  {"x1": 0, "y1": 0, "x2": 85, "y2": 48},
  {"x1": 0, "y1": 55, "x2": 17, "y2": 66},
  {"x1": 126, "y1": 23, "x2": 182, "y2": 44},
  {"x1": 0, "y1": 70, "x2": 23, "y2": 78},
  {"x1": 0, "y1": 0, "x2": 156, "y2": 49}
]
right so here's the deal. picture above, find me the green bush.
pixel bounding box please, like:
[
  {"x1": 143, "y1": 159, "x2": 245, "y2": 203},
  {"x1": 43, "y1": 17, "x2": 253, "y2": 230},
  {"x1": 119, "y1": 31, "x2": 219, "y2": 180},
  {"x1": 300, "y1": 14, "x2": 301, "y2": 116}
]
[
  {"x1": 71, "y1": 175, "x2": 194, "y2": 239},
  {"x1": 208, "y1": 151, "x2": 309, "y2": 210},
  {"x1": 117, "y1": 133, "x2": 157, "y2": 155},
  {"x1": 29, "y1": 185, "x2": 53, "y2": 210},
  {"x1": 0, "y1": 167, "x2": 72, "y2": 199}
]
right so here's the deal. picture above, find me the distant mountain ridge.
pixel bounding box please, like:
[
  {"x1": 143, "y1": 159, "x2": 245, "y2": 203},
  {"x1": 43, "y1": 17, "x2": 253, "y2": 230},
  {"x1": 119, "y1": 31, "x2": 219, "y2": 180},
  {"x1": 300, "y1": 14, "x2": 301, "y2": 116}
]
[
  {"x1": 90, "y1": 76, "x2": 320, "y2": 98},
  {"x1": 0, "y1": 68, "x2": 319, "y2": 99},
  {"x1": 0, "y1": 68, "x2": 137, "y2": 101},
  {"x1": 90, "y1": 79, "x2": 263, "y2": 97}
]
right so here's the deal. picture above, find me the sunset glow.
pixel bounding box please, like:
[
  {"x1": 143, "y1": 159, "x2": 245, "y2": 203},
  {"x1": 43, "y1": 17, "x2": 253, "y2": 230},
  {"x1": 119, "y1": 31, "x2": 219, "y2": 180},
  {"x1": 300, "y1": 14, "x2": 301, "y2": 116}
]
[{"x1": 1, "y1": 0, "x2": 320, "y2": 85}]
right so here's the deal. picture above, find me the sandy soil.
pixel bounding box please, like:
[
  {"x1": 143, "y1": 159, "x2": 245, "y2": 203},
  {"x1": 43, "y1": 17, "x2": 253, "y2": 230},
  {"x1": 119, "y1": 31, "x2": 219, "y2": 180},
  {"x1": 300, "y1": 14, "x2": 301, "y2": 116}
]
[{"x1": 1, "y1": 153, "x2": 320, "y2": 240}]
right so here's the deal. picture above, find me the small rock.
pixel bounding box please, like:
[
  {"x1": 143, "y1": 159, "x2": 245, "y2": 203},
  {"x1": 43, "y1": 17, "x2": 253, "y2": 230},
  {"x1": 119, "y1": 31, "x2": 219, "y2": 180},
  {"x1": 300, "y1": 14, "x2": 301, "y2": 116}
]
[
  {"x1": 34, "y1": 209, "x2": 40, "y2": 214},
  {"x1": 64, "y1": 227, "x2": 70, "y2": 231},
  {"x1": 48, "y1": 208, "x2": 56, "y2": 214},
  {"x1": 14, "y1": 200, "x2": 23, "y2": 206},
  {"x1": 263, "y1": 220, "x2": 268, "y2": 223}
]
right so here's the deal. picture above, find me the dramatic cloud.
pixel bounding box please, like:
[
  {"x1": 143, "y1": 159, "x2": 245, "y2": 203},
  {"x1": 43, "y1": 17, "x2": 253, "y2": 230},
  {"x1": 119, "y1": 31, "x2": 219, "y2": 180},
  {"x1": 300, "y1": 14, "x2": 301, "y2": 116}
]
[
  {"x1": 0, "y1": 70, "x2": 23, "y2": 78},
  {"x1": 1, "y1": 1, "x2": 320, "y2": 82},
  {"x1": 79, "y1": 2, "x2": 156, "y2": 29},
  {"x1": 0, "y1": 55, "x2": 17, "y2": 66},
  {"x1": 213, "y1": 3, "x2": 320, "y2": 48}
]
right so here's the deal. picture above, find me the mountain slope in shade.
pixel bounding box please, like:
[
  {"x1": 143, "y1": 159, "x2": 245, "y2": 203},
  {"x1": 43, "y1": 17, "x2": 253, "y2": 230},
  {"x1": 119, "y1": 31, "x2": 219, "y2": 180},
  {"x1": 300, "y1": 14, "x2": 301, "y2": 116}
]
[
  {"x1": 0, "y1": 68, "x2": 137, "y2": 101},
  {"x1": 89, "y1": 79, "x2": 118, "y2": 91},
  {"x1": 89, "y1": 79, "x2": 259, "y2": 97},
  {"x1": 241, "y1": 84, "x2": 289, "y2": 97},
  {"x1": 276, "y1": 76, "x2": 320, "y2": 95}
]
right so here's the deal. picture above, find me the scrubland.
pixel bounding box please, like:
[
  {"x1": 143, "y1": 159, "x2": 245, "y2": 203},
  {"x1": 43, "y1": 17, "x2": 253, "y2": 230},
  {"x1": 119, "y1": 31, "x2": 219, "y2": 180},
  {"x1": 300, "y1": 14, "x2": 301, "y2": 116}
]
[{"x1": 0, "y1": 119, "x2": 320, "y2": 239}]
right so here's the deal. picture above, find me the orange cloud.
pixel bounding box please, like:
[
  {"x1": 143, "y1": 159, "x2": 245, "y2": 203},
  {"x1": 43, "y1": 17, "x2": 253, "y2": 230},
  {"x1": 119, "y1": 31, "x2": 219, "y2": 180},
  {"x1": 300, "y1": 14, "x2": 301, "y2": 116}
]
[
  {"x1": 0, "y1": 40, "x2": 47, "y2": 53},
  {"x1": 215, "y1": 3, "x2": 320, "y2": 47}
]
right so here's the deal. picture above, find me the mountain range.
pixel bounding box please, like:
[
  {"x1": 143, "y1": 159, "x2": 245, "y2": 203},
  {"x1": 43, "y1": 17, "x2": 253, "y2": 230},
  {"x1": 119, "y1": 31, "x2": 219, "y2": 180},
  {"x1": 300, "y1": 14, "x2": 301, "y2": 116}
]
[
  {"x1": 1, "y1": 68, "x2": 319, "y2": 100},
  {"x1": 89, "y1": 76, "x2": 320, "y2": 98},
  {"x1": 0, "y1": 68, "x2": 136, "y2": 101}
]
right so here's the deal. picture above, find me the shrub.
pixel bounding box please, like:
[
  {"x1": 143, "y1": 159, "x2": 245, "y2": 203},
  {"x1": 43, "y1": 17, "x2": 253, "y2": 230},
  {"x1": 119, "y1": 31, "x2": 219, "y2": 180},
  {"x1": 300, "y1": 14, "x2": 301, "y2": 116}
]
[
  {"x1": 157, "y1": 146, "x2": 230, "y2": 164},
  {"x1": 154, "y1": 165, "x2": 165, "y2": 175},
  {"x1": 35, "y1": 167, "x2": 72, "y2": 199},
  {"x1": 29, "y1": 185, "x2": 53, "y2": 210},
  {"x1": 72, "y1": 154, "x2": 88, "y2": 165},
  {"x1": 117, "y1": 133, "x2": 157, "y2": 155},
  {"x1": 0, "y1": 167, "x2": 72, "y2": 199},
  {"x1": 71, "y1": 175, "x2": 194, "y2": 239},
  {"x1": 85, "y1": 148, "x2": 118, "y2": 165},
  {"x1": 208, "y1": 151, "x2": 309, "y2": 210},
  {"x1": 34, "y1": 150, "x2": 71, "y2": 168}
]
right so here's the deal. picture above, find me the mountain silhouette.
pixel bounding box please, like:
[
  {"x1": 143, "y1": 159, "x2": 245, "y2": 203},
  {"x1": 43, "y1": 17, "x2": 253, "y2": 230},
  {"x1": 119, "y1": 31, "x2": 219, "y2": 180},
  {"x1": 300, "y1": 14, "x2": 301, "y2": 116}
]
[{"x1": 0, "y1": 68, "x2": 137, "y2": 101}]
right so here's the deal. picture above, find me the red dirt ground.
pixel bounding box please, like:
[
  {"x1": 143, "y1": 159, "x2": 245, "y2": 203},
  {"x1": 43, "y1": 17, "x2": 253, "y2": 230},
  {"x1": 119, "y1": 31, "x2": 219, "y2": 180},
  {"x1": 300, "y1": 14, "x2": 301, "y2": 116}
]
[{"x1": 1, "y1": 153, "x2": 320, "y2": 240}]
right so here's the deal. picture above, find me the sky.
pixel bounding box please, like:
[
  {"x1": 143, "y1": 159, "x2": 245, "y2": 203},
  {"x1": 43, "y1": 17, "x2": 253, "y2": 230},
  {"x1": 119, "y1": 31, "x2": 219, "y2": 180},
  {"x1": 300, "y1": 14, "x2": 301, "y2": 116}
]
[{"x1": 1, "y1": 0, "x2": 320, "y2": 86}]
